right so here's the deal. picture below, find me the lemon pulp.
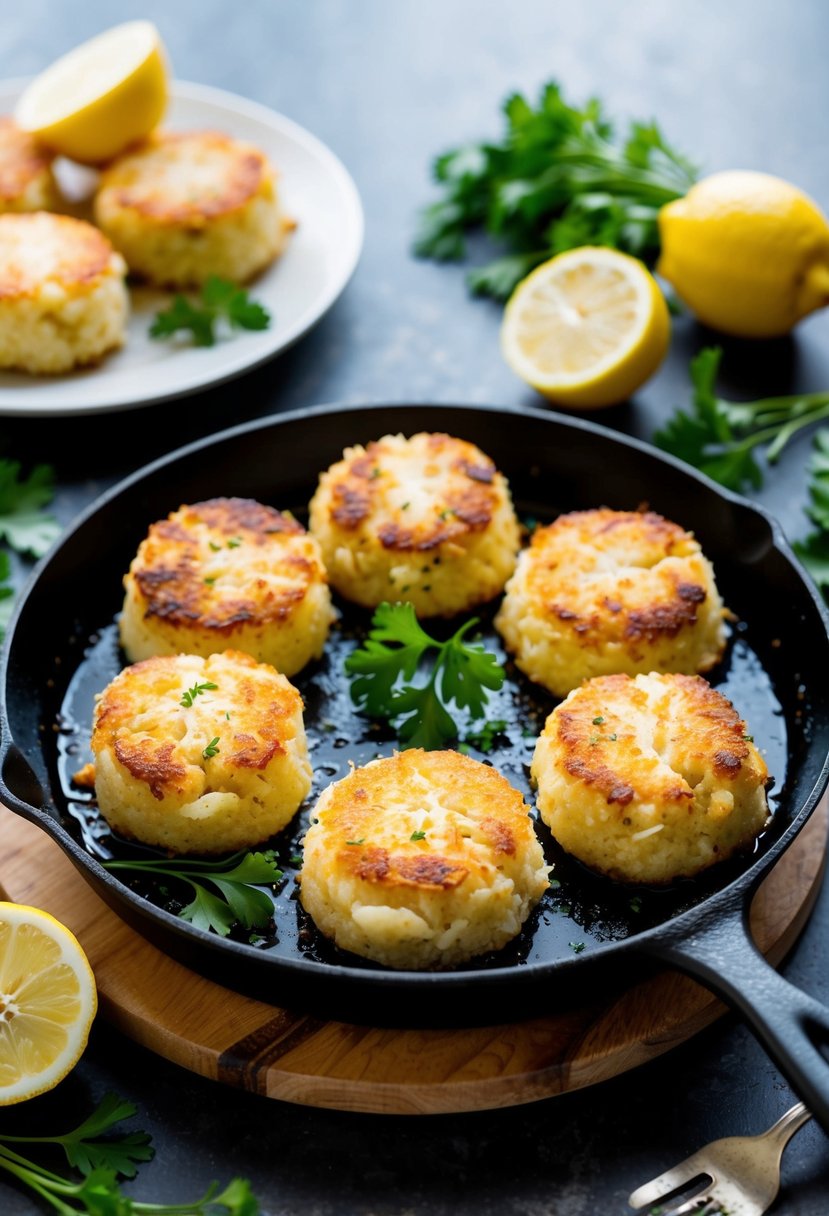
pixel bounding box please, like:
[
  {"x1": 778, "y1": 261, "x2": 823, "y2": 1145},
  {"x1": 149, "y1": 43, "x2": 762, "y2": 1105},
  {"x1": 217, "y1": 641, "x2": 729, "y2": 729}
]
[
  {"x1": 0, "y1": 902, "x2": 97, "y2": 1105},
  {"x1": 501, "y1": 247, "x2": 670, "y2": 409},
  {"x1": 14, "y1": 21, "x2": 169, "y2": 165}
]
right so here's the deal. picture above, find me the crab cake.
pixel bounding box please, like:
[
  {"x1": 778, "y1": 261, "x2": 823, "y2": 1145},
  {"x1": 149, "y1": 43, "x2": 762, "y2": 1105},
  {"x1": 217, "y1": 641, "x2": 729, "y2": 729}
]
[
  {"x1": 0, "y1": 118, "x2": 60, "y2": 213},
  {"x1": 531, "y1": 672, "x2": 769, "y2": 884},
  {"x1": 300, "y1": 749, "x2": 549, "y2": 969},
  {"x1": 90, "y1": 650, "x2": 312, "y2": 855},
  {"x1": 308, "y1": 432, "x2": 522, "y2": 617},
  {"x1": 495, "y1": 508, "x2": 727, "y2": 697},
  {"x1": 0, "y1": 212, "x2": 128, "y2": 374},
  {"x1": 94, "y1": 129, "x2": 293, "y2": 287},
  {"x1": 119, "y1": 497, "x2": 333, "y2": 677}
]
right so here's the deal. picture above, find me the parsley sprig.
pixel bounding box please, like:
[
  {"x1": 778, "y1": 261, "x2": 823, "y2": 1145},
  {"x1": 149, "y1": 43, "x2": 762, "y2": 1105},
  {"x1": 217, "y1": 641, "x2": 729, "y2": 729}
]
[
  {"x1": 150, "y1": 276, "x2": 270, "y2": 347},
  {"x1": 345, "y1": 601, "x2": 505, "y2": 750},
  {"x1": 794, "y1": 430, "x2": 829, "y2": 594},
  {"x1": 180, "y1": 680, "x2": 218, "y2": 708},
  {"x1": 414, "y1": 79, "x2": 697, "y2": 300},
  {"x1": 0, "y1": 460, "x2": 61, "y2": 638},
  {"x1": 0, "y1": 1092, "x2": 258, "y2": 1213},
  {"x1": 654, "y1": 348, "x2": 829, "y2": 599},
  {"x1": 103, "y1": 850, "x2": 282, "y2": 937},
  {"x1": 654, "y1": 347, "x2": 829, "y2": 492}
]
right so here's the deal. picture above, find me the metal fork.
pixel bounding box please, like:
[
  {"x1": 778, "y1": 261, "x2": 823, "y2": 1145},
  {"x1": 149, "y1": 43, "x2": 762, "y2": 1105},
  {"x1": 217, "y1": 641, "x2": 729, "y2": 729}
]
[{"x1": 628, "y1": 1100, "x2": 811, "y2": 1216}]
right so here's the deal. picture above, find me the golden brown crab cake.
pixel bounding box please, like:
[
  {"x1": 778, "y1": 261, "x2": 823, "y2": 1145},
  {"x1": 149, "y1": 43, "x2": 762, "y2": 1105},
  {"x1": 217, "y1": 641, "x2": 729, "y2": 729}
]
[
  {"x1": 300, "y1": 749, "x2": 550, "y2": 969},
  {"x1": 308, "y1": 432, "x2": 522, "y2": 617},
  {"x1": 93, "y1": 129, "x2": 293, "y2": 287},
  {"x1": 0, "y1": 212, "x2": 128, "y2": 373},
  {"x1": 495, "y1": 508, "x2": 727, "y2": 697},
  {"x1": 0, "y1": 117, "x2": 60, "y2": 213},
  {"x1": 119, "y1": 497, "x2": 333, "y2": 677},
  {"x1": 531, "y1": 672, "x2": 770, "y2": 884},
  {"x1": 90, "y1": 650, "x2": 312, "y2": 855}
]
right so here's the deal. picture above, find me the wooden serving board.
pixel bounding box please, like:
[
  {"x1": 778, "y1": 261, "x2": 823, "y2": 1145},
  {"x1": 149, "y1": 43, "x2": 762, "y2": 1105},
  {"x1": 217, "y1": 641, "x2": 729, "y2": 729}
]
[{"x1": 1, "y1": 800, "x2": 826, "y2": 1115}]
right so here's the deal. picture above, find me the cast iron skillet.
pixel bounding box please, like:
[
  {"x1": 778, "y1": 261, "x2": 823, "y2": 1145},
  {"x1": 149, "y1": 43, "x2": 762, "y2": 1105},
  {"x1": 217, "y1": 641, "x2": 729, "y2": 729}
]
[{"x1": 3, "y1": 402, "x2": 829, "y2": 1127}]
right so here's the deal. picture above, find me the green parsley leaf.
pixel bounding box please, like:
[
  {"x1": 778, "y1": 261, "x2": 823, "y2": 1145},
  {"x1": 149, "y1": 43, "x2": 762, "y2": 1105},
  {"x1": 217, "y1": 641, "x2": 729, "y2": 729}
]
[
  {"x1": 794, "y1": 526, "x2": 829, "y2": 593},
  {"x1": 346, "y1": 839, "x2": 365, "y2": 846},
  {"x1": 410, "y1": 830, "x2": 427, "y2": 842},
  {"x1": 103, "y1": 850, "x2": 282, "y2": 938},
  {"x1": 0, "y1": 1092, "x2": 261, "y2": 1213},
  {"x1": 203, "y1": 736, "x2": 221, "y2": 759},
  {"x1": 180, "y1": 680, "x2": 218, "y2": 708},
  {"x1": 414, "y1": 79, "x2": 697, "y2": 297},
  {"x1": 655, "y1": 347, "x2": 829, "y2": 493},
  {"x1": 0, "y1": 460, "x2": 61, "y2": 557},
  {"x1": 345, "y1": 602, "x2": 506, "y2": 750},
  {"x1": 150, "y1": 275, "x2": 271, "y2": 347}
]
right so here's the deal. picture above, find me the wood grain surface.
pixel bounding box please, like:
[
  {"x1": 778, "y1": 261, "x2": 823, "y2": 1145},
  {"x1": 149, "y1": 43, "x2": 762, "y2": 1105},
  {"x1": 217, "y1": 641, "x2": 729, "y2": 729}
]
[{"x1": 1, "y1": 800, "x2": 825, "y2": 1115}]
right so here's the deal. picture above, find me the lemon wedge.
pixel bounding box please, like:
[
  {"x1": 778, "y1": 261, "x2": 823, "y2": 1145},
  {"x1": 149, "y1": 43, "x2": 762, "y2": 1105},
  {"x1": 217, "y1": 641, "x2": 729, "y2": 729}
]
[
  {"x1": 501, "y1": 247, "x2": 670, "y2": 409},
  {"x1": 14, "y1": 21, "x2": 169, "y2": 165},
  {"x1": 0, "y1": 901, "x2": 97, "y2": 1105}
]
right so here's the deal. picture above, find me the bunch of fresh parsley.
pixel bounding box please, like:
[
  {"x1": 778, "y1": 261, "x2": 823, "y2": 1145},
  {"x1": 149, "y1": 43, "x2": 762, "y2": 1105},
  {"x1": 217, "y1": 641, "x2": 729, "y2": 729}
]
[
  {"x1": 654, "y1": 347, "x2": 829, "y2": 593},
  {"x1": 150, "y1": 276, "x2": 271, "y2": 347},
  {"x1": 0, "y1": 1092, "x2": 259, "y2": 1213},
  {"x1": 345, "y1": 601, "x2": 505, "y2": 750},
  {"x1": 413, "y1": 79, "x2": 697, "y2": 300},
  {"x1": 0, "y1": 460, "x2": 61, "y2": 638}
]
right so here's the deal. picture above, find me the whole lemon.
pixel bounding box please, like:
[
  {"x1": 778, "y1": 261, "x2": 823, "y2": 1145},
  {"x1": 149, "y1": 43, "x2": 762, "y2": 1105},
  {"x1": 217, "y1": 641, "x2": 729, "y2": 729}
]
[{"x1": 658, "y1": 170, "x2": 829, "y2": 338}]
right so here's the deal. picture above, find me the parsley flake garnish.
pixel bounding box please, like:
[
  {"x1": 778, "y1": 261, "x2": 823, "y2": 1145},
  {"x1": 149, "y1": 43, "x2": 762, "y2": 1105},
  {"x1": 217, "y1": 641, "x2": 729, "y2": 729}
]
[
  {"x1": 592, "y1": 716, "x2": 605, "y2": 726},
  {"x1": 346, "y1": 839, "x2": 365, "y2": 846},
  {"x1": 410, "y1": 830, "x2": 427, "y2": 842},
  {"x1": 149, "y1": 274, "x2": 271, "y2": 347},
  {"x1": 569, "y1": 941, "x2": 586, "y2": 954},
  {"x1": 103, "y1": 850, "x2": 282, "y2": 938},
  {"x1": 180, "y1": 680, "x2": 218, "y2": 708},
  {"x1": 345, "y1": 601, "x2": 505, "y2": 750},
  {"x1": 227, "y1": 537, "x2": 242, "y2": 549},
  {"x1": 462, "y1": 718, "x2": 509, "y2": 753},
  {"x1": 203, "y1": 736, "x2": 221, "y2": 759}
]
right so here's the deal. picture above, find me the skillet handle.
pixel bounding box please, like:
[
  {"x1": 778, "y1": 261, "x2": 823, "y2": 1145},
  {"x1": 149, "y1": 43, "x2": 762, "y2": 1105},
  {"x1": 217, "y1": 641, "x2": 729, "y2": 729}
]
[{"x1": 642, "y1": 898, "x2": 829, "y2": 1133}]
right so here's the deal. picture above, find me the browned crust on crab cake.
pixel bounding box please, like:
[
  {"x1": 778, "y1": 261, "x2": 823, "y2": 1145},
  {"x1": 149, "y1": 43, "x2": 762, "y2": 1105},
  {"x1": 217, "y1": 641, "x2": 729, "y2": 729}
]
[
  {"x1": 119, "y1": 497, "x2": 333, "y2": 677},
  {"x1": 495, "y1": 508, "x2": 727, "y2": 697},
  {"x1": 90, "y1": 649, "x2": 312, "y2": 854},
  {"x1": 94, "y1": 130, "x2": 293, "y2": 286},
  {"x1": 0, "y1": 117, "x2": 59, "y2": 212},
  {"x1": 299, "y1": 749, "x2": 549, "y2": 968},
  {"x1": 531, "y1": 671, "x2": 770, "y2": 883},
  {"x1": 308, "y1": 432, "x2": 521, "y2": 616}
]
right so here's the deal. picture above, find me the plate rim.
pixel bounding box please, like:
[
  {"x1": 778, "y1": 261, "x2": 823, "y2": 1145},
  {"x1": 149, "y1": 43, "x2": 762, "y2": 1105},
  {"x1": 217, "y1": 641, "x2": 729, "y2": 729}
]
[{"x1": 0, "y1": 77, "x2": 364, "y2": 417}]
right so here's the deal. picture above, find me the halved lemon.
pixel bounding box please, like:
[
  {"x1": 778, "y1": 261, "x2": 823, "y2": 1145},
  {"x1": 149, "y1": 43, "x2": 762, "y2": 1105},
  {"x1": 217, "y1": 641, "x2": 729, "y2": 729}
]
[
  {"x1": 14, "y1": 21, "x2": 169, "y2": 165},
  {"x1": 501, "y1": 247, "x2": 670, "y2": 409},
  {"x1": 0, "y1": 902, "x2": 97, "y2": 1105}
]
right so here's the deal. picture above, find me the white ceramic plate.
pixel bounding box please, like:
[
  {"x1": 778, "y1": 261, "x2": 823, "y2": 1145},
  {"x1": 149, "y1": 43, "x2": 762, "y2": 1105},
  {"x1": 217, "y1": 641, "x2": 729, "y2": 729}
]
[{"x1": 0, "y1": 79, "x2": 364, "y2": 416}]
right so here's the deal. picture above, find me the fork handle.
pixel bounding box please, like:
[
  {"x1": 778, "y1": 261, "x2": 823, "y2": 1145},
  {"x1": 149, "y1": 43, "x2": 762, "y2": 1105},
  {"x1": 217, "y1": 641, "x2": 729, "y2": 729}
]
[
  {"x1": 766, "y1": 1099, "x2": 812, "y2": 1148},
  {"x1": 642, "y1": 898, "x2": 829, "y2": 1134}
]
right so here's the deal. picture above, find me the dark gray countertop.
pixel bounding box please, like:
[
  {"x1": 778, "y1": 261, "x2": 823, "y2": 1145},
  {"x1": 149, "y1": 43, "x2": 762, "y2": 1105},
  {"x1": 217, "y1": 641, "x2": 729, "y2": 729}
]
[{"x1": 1, "y1": 1, "x2": 829, "y2": 1212}]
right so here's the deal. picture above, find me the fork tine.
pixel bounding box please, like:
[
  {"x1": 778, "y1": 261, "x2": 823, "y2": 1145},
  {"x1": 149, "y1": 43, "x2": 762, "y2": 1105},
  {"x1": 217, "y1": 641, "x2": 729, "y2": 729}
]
[{"x1": 628, "y1": 1160, "x2": 711, "y2": 1210}]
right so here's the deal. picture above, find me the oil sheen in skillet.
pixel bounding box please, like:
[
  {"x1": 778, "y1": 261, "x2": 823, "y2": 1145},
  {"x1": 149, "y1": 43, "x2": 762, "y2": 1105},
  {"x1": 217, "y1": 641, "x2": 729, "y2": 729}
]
[{"x1": 53, "y1": 587, "x2": 788, "y2": 974}]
